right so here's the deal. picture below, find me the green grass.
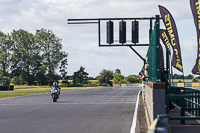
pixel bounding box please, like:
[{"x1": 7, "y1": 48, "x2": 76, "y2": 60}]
[{"x1": 0, "y1": 87, "x2": 87, "y2": 99}]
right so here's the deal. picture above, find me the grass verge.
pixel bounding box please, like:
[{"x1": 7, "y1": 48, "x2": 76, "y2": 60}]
[{"x1": 0, "y1": 87, "x2": 87, "y2": 99}]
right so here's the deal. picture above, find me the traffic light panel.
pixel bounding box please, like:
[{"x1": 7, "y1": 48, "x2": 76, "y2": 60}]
[
  {"x1": 106, "y1": 20, "x2": 114, "y2": 44},
  {"x1": 119, "y1": 21, "x2": 126, "y2": 43},
  {"x1": 132, "y1": 21, "x2": 139, "y2": 43},
  {"x1": 106, "y1": 20, "x2": 138, "y2": 44}
]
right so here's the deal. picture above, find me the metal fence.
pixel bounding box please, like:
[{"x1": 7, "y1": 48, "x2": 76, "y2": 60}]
[{"x1": 166, "y1": 86, "x2": 200, "y2": 124}]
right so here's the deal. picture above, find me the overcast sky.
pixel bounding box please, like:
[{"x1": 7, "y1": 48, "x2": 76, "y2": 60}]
[{"x1": 0, "y1": 0, "x2": 197, "y2": 77}]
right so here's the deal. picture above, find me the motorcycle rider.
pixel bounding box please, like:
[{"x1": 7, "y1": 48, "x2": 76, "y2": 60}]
[{"x1": 52, "y1": 82, "x2": 61, "y2": 98}]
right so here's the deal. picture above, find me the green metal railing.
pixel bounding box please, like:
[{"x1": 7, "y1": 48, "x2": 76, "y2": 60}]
[
  {"x1": 147, "y1": 15, "x2": 161, "y2": 82},
  {"x1": 166, "y1": 86, "x2": 200, "y2": 124}
]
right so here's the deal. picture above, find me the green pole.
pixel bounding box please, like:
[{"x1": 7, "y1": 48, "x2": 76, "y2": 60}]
[
  {"x1": 155, "y1": 15, "x2": 161, "y2": 82},
  {"x1": 166, "y1": 51, "x2": 171, "y2": 94},
  {"x1": 149, "y1": 18, "x2": 152, "y2": 40},
  {"x1": 168, "y1": 53, "x2": 171, "y2": 86}
]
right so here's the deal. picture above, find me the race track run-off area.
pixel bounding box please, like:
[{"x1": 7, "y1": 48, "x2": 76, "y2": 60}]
[{"x1": 0, "y1": 87, "x2": 140, "y2": 133}]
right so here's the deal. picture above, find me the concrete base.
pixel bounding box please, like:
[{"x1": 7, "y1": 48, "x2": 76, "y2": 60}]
[{"x1": 144, "y1": 81, "x2": 166, "y2": 126}]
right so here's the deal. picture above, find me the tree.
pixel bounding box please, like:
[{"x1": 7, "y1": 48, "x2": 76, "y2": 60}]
[
  {"x1": 173, "y1": 74, "x2": 184, "y2": 79},
  {"x1": 96, "y1": 69, "x2": 114, "y2": 86},
  {"x1": 10, "y1": 29, "x2": 38, "y2": 85},
  {"x1": 113, "y1": 75, "x2": 124, "y2": 84},
  {"x1": 113, "y1": 69, "x2": 124, "y2": 84},
  {"x1": 60, "y1": 56, "x2": 68, "y2": 85},
  {"x1": 114, "y1": 69, "x2": 121, "y2": 76},
  {"x1": 185, "y1": 74, "x2": 194, "y2": 79},
  {"x1": 0, "y1": 32, "x2": 13, "y2": 78},
  {"x1": 178, "y1": 79, "x2": 182, "y2": 83},
  {"x1": 33, "y1": 60, "x2": 47, "y2": 85},
  {"x1": 11, "y1": 75, "x2": 26, "y2": 85},
  {"x1": 192, "y1": 78, "x2": 199, "y2": 82},
  {"x1": 35, "y1": 28, "x2": 67, "y2": 81},
  {"x1": 123, "y1": 75, "x2": 140, "y2": 83},
  {"x1": 72, "y1": 66, "x2": 89, "y2": 84}
]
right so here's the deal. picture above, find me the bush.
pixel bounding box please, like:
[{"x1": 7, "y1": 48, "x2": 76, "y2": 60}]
[
  {"x1": 192, "y1": 78, "x2": 199, "y2": 82},
  {"x1": 61, "y1": 80, "x2": 69, "y2": 85},
  {"x1": 178, "y1": 79, "x2": 182, "y2": 83},
  {"x1": 113, "y1": 75, "x2": 125, "y2": 84},
  {"x1": 123, "y1": 75, "x2": 140, "y2": 83},
  {"x1": 83, "y1": 84, "x2": 99, "y2": 87}
]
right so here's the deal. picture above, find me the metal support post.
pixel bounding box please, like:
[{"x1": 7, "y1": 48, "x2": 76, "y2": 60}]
[{"x1": 155, "y1": 15, "x2": 161, "y2": 82}]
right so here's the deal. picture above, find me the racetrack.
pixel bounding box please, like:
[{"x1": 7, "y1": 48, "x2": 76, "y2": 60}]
[{"x1": 0, "y1": 87, "x2": 140, "y2": 133}]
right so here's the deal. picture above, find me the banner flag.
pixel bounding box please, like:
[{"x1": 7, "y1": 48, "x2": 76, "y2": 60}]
[
  {"x1": 190, "y1": 0, "x2": 200, "y2": 74},
  {"x1": 159, "y1": 5, "x2": 183, "y2": 72},
  {"x1": 160, "y1": 29, "x2": 171, "y2": 55}
]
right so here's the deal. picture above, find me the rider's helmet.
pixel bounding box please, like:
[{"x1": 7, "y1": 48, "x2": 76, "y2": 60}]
[{"x1": 53, "y1": 82, "x2": 57, "y2": 86}]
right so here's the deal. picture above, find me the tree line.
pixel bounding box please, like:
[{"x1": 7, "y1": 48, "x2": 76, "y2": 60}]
[
  {"x1": 0, "y1": 28, "x2": 67, "y2": 85},
  {"x1": 172, "y1": 74, "x2": 200, "y2": 79},
  {"x1": 71, "y1": 67, "x2": 141, "y2": 86}
]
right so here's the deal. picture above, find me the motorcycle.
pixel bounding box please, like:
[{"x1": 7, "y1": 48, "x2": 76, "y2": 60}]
[{"x1": 51, "y1": 87, "x2": 60, "y2": 102}]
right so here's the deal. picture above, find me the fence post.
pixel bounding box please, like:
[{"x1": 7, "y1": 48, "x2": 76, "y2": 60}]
[{"x1": 181, "y1": 96, "x2": 185, "y2": 124}]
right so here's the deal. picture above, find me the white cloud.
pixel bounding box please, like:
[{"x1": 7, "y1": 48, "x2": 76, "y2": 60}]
[{"x1": 0, "y1": 0, "x2": 198, "y2": 76}]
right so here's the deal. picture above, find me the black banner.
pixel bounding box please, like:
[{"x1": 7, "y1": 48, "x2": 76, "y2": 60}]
[
  {"x1": 159, "y1": 5, "x2": 183, "y2": 72},
  {"x1": 160, "y1": 29, "x2": 171, "y2": 55},
  {"x1": 190, "y1": 0, "x2": 200, "y2": 74}
]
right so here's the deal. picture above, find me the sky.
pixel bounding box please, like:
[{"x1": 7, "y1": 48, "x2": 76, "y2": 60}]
[{"x1": 0, "y1": 0, "x2": 198, "y2": 77}]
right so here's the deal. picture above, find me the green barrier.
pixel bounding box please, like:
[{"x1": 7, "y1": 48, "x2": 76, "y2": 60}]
[
  {"x1": 185, "y1": 82, "x2": 191, "y2": 87},
  {"x1": 99, "y1": 84, "x2": 108, "y2": 87},
  {"x1": 166, "y1": 87, "x2": 200, "y2": 124},
  {"x1": 171, "y1": 82, "x2": 177, "y2": 87}
]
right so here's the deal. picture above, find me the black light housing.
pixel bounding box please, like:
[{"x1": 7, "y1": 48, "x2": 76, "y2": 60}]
[
  {"x1": 106, "y1": 20, "x2": 114, "y2": 44},
  {"x1": 119, "y1": 21, "x2": 126, "y2": 43},
  {"x1": 132, "y1": 21, "x2": 139, "y2": 43}
]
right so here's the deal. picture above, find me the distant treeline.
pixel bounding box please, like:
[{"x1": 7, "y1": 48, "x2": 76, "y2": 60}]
[{"x1": 172, "y1": 74, "x2": 199, "y2": 79}]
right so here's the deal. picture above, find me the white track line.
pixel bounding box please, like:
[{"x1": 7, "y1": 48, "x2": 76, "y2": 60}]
[{"x1": 130, "y1": 90, "x2": 141, "y2": 133}]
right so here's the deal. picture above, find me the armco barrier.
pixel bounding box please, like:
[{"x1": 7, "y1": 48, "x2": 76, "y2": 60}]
[
  {"x1": 177, "y1": 83, "x2": 184, "y2": 87},
  {"x1": 113, "y1": 84, "x2": 120, "y2": 87},
  {"x1": 121, "y1": 84, "x2": 126, "y2": 87},
  {"x1": 120, "y1": 84, "x2": 140, "y2": 87},
  {"x1": 171, "y1": 82, "x2": 177, "y2": 87},
  {"x1": 192, "y1": 83, "x2": 200, "y2": 87},
  {"x1": 99, "y1": 84, "x2": 108, "y2": 87},
  {"x1": 185, "y1": 82, "x2": 191, "y2": 87},
  {"x1": 0, "y1": 85, "x2": 14, "y2": 91},
  {"x1": 126, "y1": 84, "x2": 139, "y2": 87},
  {"x1": 171, "y1": 82, "x2": 200, "y2": 88}
]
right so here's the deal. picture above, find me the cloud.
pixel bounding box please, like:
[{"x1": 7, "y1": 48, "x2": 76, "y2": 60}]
[{"x1": 0, "y1": 0, "x2": 197, "y2": 76}]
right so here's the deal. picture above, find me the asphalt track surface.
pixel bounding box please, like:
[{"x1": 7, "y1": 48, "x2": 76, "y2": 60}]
[{"x1": 0, "y1": 87, "x2": 140, "y2": 133}]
